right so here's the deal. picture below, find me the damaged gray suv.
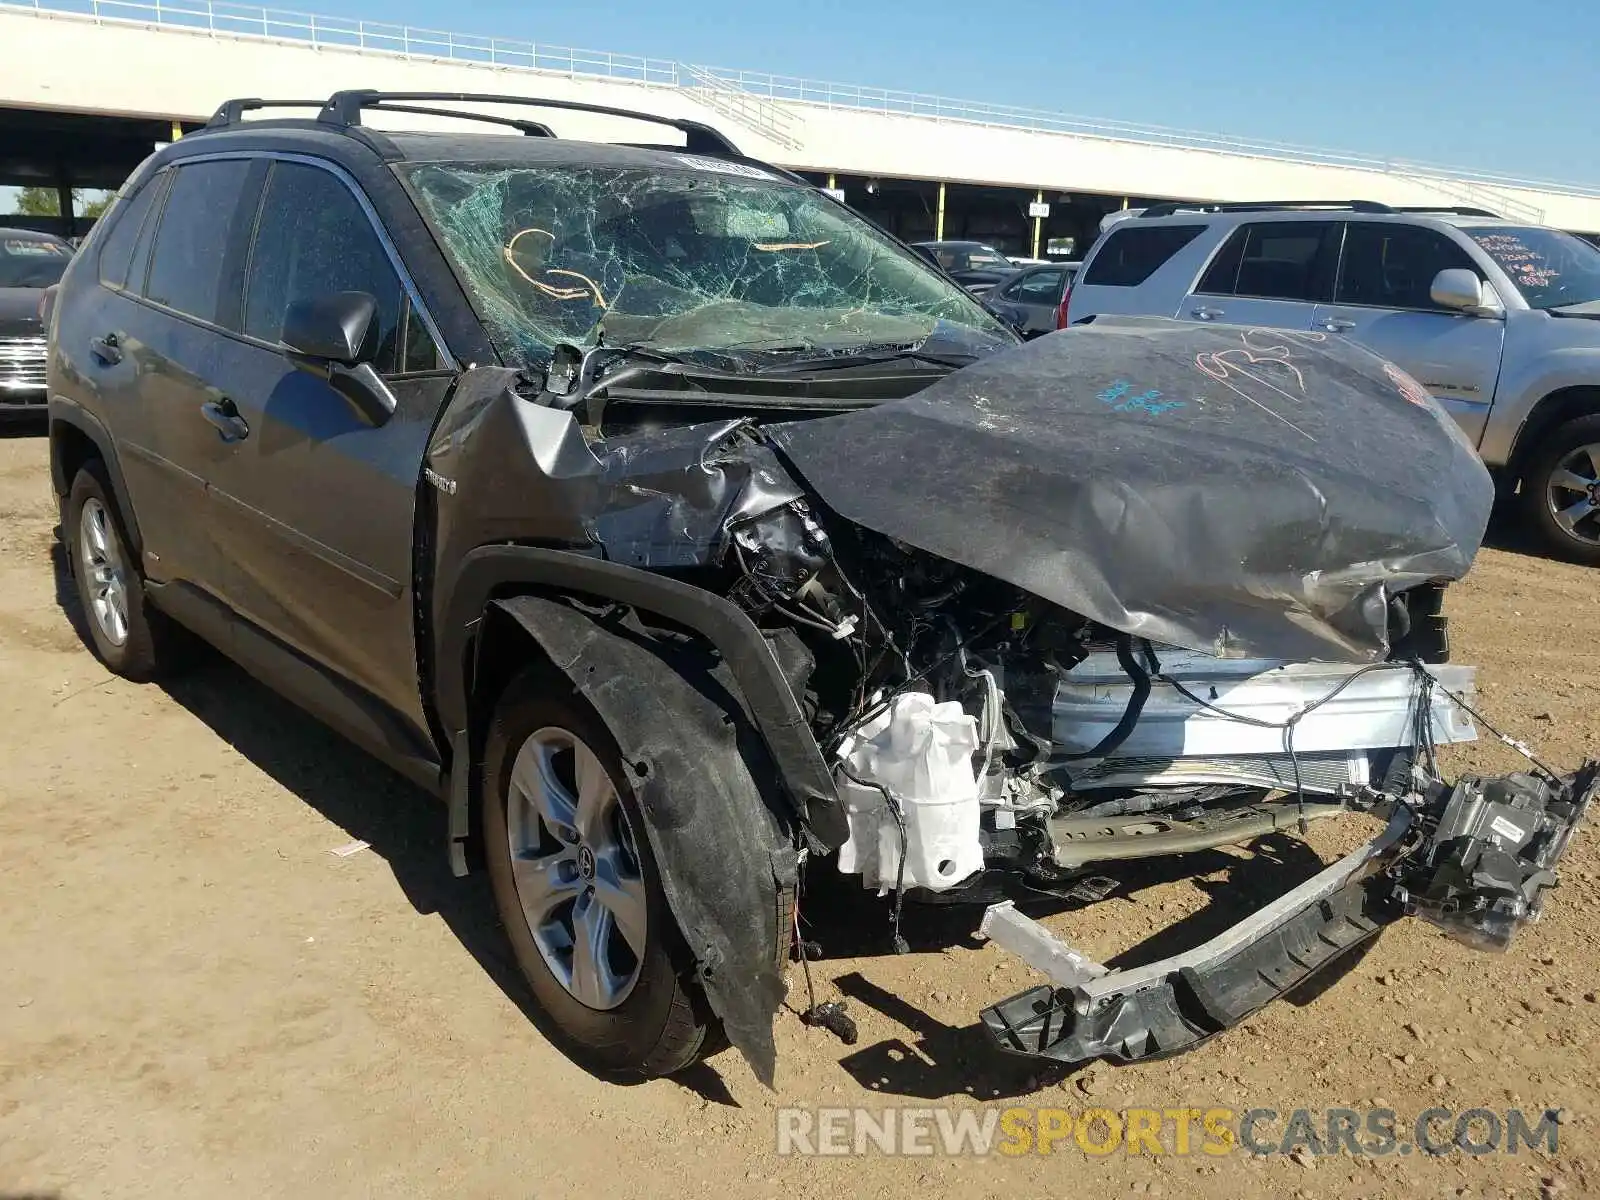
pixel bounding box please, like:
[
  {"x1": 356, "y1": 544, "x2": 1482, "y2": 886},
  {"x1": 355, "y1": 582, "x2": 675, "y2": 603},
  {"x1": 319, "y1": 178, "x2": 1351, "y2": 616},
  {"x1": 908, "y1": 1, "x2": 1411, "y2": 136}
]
[{"x1": 47, "y1": 91, "x2": 1597, "y2": 1086}]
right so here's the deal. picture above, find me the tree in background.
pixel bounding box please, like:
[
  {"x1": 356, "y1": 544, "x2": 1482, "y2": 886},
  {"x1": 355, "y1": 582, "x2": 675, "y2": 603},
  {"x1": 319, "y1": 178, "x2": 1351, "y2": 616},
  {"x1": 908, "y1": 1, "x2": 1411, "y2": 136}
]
[
  {"x1": 76, "y1": 190, "x2": 113, "y2": 220},
  {"x1": 4, "y1": 187, "x2": 113, "y2": 219},
  {"x1": 8, "y1": 186, "x2": 59, "y2": 217}
]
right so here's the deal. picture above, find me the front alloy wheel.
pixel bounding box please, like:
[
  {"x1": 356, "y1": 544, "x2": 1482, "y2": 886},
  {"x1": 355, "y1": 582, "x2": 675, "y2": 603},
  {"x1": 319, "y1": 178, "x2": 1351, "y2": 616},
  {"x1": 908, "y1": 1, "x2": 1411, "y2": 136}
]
[
  {"x1": 481, "y1": 669, "x2": 718, "y2": 1077},
  {"x1": 506, "y1": 726, "x2": 649, "y2": 1011}
]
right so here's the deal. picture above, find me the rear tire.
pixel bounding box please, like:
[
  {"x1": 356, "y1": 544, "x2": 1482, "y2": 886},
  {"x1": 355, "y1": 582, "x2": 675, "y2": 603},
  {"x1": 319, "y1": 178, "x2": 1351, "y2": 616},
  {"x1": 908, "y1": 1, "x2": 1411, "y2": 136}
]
[
  {"x1": 1522, "y1": 415, "x2": 1600, "y2": 567},
  {"x1": 64, "y1": 463, "x2": 186, "y2": 681},
  {"x1": 481, "y1": 667, "x2": 717, "y2": 1078}
]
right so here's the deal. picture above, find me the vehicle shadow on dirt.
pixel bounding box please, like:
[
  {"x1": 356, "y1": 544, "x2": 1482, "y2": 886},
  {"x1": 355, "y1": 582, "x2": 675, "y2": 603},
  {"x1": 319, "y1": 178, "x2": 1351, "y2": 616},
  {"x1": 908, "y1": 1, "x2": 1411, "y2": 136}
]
[
  {"x1": 46, "y1": 540, "x2": 748, "y2": 1104},
  {"x1": 807, "y1": 833, "x2": 1351, "y2": 1100}
]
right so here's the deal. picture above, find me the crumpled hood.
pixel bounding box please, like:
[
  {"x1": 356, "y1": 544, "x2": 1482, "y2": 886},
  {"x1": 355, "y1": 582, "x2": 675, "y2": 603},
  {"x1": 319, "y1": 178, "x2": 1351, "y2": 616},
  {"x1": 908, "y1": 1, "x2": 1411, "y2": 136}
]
[{"x1": 768, "y1": 316, "x2": 1494, "y2": 663}]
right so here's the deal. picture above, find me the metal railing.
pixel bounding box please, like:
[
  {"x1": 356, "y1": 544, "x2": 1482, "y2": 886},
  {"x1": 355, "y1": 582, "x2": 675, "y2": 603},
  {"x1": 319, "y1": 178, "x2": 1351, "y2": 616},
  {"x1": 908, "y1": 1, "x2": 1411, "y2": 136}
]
[
  {"x1": 678, "y1": 62, "x2": 802, "y2": 151},
  {"x1": 12, "y1": 0, "x2": 681, "y2": 84},
  {"x1": 10, "y1": 0, "x2": 1600, "y2": 205},
  {"x1": 693, "y1": 64, "x2": 1600, "y2": 203}
]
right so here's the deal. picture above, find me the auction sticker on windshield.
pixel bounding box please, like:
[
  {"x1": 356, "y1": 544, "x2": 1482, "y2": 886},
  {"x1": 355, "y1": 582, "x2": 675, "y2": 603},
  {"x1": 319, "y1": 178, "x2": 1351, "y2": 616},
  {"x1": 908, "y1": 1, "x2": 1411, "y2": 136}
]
[{"x1": 672, "y1": 154, "x2": 777, "y2": 180}]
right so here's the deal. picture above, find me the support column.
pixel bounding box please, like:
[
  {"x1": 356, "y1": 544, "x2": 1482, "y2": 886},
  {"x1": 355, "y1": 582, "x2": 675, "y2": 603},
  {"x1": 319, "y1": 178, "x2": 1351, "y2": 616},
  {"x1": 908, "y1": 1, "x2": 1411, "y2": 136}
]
[
  {"x1": 54, "y1": 166, "x2": 73, "y2": 234},
  {"x1": 935, "y1": 181, "x2": 946, "y2": 241},
  {"x1": 826, "y1": 172, "x2": 836, "y2": 189},
  {"x1": 171, "y1": 120, "x2": 183, "y2": 141},
  {"x1": 1031, "y1": 188, "x2": 1044, "y2": 258}
]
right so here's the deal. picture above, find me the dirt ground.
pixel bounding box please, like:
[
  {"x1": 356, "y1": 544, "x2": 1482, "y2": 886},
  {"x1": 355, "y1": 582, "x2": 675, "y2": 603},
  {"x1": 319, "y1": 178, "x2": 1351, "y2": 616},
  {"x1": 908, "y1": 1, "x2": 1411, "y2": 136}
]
[{"x1": 1, "y1": 424, "x2": 1597, "y2": 1200}]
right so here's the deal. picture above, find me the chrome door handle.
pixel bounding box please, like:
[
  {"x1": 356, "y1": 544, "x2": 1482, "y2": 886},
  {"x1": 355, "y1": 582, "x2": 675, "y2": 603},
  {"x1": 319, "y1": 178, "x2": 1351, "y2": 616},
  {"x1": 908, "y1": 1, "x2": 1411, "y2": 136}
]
[
  {"x1": 1321, "y1": 318, "x2": 1356, "y2": 332},
  {"x1": 89, "y1": 333, "x2": 122, "y2": 366},
  {"x1": 200, "y1": 398, "x2": 250, "y2": 442},
  {"x1": 1191, "y1": 306, "x2": 1224, "y2": 321}
]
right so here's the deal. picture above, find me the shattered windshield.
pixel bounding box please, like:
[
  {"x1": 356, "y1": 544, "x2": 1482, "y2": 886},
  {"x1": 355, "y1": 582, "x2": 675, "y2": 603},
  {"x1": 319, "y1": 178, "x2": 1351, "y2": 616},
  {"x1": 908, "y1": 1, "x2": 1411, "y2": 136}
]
[{"x1": 401, "y1": 161, "x2": 1011, "y2": 365}]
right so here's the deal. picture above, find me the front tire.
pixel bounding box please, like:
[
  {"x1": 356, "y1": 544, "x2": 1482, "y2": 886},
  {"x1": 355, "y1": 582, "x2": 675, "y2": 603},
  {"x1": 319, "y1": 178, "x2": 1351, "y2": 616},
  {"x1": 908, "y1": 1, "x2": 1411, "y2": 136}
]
[
  {"x1": 1523, "y1": 415, "x2": 1600, "y2": 566},
  {"x1": 481, "y1": 668, "x2": 717, "y2": 1078}
]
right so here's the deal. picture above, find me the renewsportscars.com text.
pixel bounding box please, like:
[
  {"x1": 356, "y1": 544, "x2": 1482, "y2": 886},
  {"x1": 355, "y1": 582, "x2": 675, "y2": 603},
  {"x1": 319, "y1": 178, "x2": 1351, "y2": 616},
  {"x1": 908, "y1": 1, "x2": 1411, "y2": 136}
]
[{"x1": 775, "y1": 1106, "x2": 1562, "y2": 1158}]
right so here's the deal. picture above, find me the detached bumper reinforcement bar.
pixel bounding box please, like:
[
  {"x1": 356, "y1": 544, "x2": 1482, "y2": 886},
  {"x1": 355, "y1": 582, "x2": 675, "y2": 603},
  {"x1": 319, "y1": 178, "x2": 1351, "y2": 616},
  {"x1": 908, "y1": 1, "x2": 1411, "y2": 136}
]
[
  {"x1": 978, "y1": 810, "x2": 1406, "y2": 1064},
  {"x1": 978, "y1": 762, "x2": 1598, "y2": 1066}
]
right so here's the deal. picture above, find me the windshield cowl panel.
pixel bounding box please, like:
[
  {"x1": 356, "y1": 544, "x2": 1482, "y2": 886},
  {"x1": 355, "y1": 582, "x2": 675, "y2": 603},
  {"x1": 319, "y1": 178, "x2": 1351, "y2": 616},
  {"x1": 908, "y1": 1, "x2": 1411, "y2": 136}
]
[{"x1": 401, "y1": 161, "x2": 1013, "y2": 366}]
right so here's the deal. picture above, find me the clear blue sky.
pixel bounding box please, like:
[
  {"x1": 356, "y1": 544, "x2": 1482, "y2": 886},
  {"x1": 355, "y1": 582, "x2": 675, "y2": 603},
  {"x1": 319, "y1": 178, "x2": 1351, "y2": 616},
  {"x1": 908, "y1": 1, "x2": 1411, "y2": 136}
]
[{"x1": 343, "y1": 0, "x2": 1595, "y2": 185}]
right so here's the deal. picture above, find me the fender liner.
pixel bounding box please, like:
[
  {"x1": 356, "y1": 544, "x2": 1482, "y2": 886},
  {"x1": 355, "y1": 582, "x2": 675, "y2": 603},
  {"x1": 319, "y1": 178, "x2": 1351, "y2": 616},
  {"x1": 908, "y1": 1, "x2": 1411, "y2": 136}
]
[
  {"x1": 48, "y1": 399, "x2": 144, "y2": 558},
  {"x1": 439, "y1": 544, "x2": 848, "y2": 863},
  {"x1": 490, "y1": 594, "x2": 797, "y2": 1086}
]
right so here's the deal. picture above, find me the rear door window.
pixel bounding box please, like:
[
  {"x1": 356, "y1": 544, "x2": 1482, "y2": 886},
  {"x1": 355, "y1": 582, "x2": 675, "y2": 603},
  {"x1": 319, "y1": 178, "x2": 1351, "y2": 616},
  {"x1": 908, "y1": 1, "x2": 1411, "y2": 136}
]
[
  {"x1": 242, "y1": 160, "x2": 431, "y2": 375},
  {"x1": 1196, "y1": 221, "x2": 1338, "y2": 302},
  {"x1": 144, "y1": 159, "x2": 253, "y2": 326},
  {"x1": 1082, "y1": 225, "x2": 1204, "y2": 287},
  {"x1": 1336, "y1": 222, "x2": 1481, "y2": 311}
]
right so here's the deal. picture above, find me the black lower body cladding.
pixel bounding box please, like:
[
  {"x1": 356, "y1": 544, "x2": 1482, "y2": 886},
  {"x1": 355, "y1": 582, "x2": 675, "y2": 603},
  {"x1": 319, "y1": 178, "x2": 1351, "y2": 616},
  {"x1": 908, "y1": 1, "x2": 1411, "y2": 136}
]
[
  {"x1": 768, "y1": 317, "x2": 1496, "y2": 663},
  {"x1": 491, "y1": 594, "x2": 799, "y2": 1086}
]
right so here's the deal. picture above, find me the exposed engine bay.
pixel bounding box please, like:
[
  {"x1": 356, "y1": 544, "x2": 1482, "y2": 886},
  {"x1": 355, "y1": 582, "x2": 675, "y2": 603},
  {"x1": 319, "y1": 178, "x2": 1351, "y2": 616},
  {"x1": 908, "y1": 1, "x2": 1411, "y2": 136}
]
[
  {"x1": 425, "y1": 317, "x2": 1596, "y2": 1081},
  {"x1": 725, "y1": 496, "x2": 1474, "y2": 901},
  {"x1": 719, "y1": 491, "x2": 1594, "y2": 1063}
]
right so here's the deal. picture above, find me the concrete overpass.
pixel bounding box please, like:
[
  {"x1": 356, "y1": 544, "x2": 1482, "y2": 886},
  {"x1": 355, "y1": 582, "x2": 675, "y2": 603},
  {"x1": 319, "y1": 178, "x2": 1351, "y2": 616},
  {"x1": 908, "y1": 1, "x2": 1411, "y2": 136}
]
[{"x1": 5, "y1": 0, "x2": 1600, "y2": 248}]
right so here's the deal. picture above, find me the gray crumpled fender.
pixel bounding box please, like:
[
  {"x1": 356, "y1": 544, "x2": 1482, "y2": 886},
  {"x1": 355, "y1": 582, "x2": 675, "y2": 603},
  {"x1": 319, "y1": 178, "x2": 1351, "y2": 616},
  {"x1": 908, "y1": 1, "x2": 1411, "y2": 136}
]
[{"x1": 491, "y1": 593, "x2": 798, "y2": 1087}]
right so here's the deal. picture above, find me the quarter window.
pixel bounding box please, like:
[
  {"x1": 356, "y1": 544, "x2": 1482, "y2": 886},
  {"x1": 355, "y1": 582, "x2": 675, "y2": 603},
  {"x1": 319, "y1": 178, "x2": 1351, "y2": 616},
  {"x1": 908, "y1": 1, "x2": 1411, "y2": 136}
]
[
  {"x1": 96, "y1": 173, "x2": 163, "y2": 291},
  {"x1": 1082, "y1": 225, "x2": 1204, "y2": 287}
]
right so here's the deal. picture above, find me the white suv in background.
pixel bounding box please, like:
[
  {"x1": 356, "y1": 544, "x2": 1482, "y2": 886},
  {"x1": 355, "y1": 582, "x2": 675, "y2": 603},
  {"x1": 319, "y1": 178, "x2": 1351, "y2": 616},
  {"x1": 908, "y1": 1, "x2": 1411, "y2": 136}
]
[{"x1": 1068, "y1": 201, "x2": 1600, "y2": 565}]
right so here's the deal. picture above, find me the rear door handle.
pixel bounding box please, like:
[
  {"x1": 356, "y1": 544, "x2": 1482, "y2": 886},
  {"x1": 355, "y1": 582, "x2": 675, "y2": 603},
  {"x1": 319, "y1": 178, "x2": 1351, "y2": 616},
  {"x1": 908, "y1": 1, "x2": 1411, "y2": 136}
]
[
  {"x1": 1191, "y1": 306, "x2": 1225, "y2": 321},
  {"x1": 1321, "y1": 318, "x2": 1357, "y2": 332},
  {"x1": 200, "y1": 397, "x2": 250, "y2": 443},
  {"x1": 89, "y1": 333, "x2": 122, "y2": 366}
]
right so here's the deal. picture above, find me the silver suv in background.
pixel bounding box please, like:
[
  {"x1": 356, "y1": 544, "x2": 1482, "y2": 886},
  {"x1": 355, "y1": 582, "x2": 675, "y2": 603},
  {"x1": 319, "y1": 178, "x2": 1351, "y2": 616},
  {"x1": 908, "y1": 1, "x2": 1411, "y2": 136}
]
[{"x1": 1067, "y1": 201, "x2": 1600, "y2": 565}]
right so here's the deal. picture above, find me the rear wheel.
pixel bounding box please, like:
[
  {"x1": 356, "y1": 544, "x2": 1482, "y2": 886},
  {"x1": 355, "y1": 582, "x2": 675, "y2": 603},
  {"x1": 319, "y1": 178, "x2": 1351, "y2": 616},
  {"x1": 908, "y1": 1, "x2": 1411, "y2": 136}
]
[
  {"x1": 481, "y1": 668, "x2": 717, "y2": 1077},
  {"x1": 64, "y1": 463, "x2": 185, "y2": 680},
  {"x1": 1523, "y1": 415, "x2": 1600, "y2": 566}
]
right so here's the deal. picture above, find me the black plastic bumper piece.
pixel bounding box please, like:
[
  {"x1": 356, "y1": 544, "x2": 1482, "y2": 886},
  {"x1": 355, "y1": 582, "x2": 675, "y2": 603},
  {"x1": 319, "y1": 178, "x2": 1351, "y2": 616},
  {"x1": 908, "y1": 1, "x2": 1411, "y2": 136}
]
[{"x1": 980, "y1": 877, "x2": 1389, "y2": 1064}]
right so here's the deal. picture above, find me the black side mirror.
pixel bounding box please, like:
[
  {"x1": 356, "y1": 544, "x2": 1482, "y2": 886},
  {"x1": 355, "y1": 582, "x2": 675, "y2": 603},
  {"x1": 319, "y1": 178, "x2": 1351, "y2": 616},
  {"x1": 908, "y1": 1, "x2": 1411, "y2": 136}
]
[
  {"x1": 280, "y1": 291, "x2": 396, "y2": 426},
  {"x1": 282, "y1": 291, "x2": 380, "y2": 365}
]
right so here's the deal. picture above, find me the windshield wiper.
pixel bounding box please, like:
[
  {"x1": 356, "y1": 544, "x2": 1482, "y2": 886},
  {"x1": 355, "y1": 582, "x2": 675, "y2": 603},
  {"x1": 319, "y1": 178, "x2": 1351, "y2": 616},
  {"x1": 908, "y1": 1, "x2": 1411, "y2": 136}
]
[{"x1": 750, "y1": 347, "x2": 979, "y2": 374}]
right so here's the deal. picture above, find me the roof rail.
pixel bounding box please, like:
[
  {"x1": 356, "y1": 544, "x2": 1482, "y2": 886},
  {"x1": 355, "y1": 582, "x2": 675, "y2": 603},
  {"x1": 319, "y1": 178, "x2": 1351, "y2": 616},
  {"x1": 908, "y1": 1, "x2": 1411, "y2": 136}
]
[
  {"x1": 206, "y1": 98, "x2": 328, "y2": 126},
  {"x1": 316, "y1": 90, "x2": 742, "y2": 156},
  {"x1": 1138, "y1": 200, "x2": 1395, "y2": 218},
  {"x1": 1390, "y1": 205, "x2": 1502, "y2": 218}
]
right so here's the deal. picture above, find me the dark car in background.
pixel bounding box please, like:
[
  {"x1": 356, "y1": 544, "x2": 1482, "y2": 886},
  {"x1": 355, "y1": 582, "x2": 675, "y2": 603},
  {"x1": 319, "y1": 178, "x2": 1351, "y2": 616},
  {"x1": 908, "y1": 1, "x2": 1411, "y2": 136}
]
[
  {"x1": 0, "y1": 228, "x2": 73, "y2": 411},
  {"x1": 983, "y1": 261, "x2": 1078, "y2": 335},
  {"x1": 910, "y1": 240, "x2": 1015, "y2": 293}
]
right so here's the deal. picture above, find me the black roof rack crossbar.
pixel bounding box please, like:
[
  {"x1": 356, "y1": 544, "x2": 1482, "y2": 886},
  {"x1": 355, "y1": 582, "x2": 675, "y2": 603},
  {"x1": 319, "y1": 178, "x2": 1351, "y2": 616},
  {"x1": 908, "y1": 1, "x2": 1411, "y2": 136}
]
[
  {"x1": 1390, "y1": 205, "x2": 1502, "y2": 218},
  {"x1": 316, "y1": 90, "x2": 741, "y2": 156},
  {"x1": 362, "y1": 102, "x2": 554, "y2": 137},
  {"x1": 1138, "y1": 200, "x2": 1394, "y2": 218},
  {"x1": 206, "y1": 98, "x2": 329, "y2": 127}
]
